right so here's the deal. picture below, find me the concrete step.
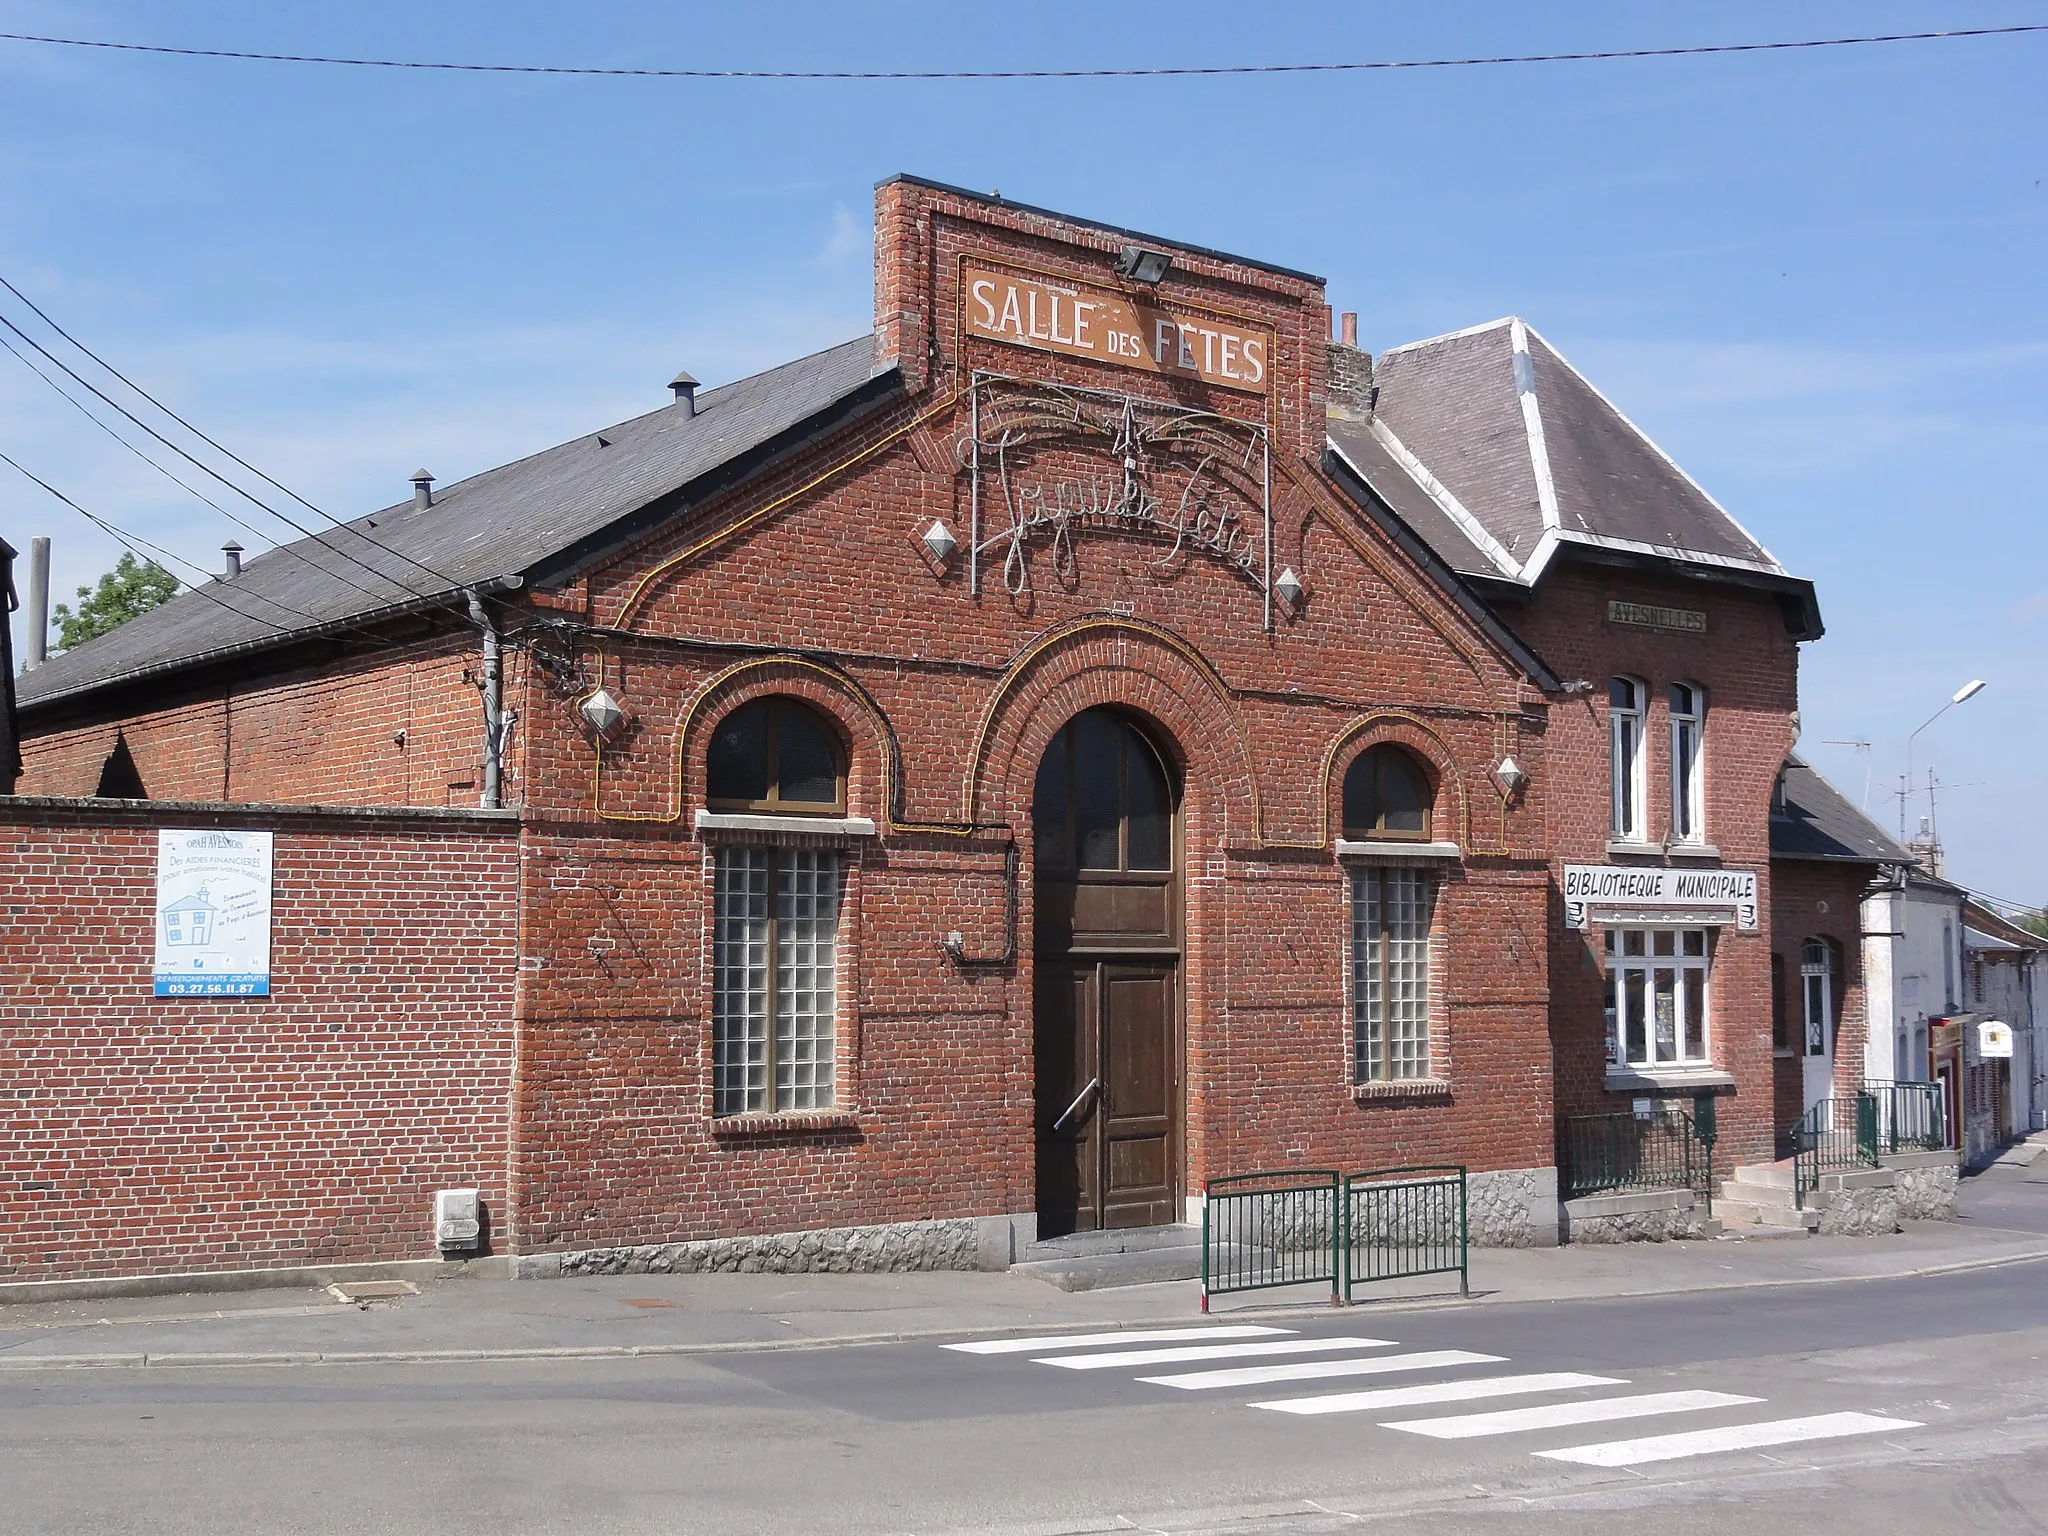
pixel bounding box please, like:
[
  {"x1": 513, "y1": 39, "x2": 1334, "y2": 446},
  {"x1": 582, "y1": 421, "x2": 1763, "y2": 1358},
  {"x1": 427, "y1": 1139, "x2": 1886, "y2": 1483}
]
[
  {"x1": 1713, "y1": 1191, "x2": 1819, "y2": 1234},
  {"x1": 1014, "y1": 1223, "x2": 1201, "y2": 1263},
  {"x1": 1010, "y1": 1244, "x2": 1204, "y2": 1291},
  {"x1": 1726, "y1": 1158, "x2": 1799, "y2": 1190}
]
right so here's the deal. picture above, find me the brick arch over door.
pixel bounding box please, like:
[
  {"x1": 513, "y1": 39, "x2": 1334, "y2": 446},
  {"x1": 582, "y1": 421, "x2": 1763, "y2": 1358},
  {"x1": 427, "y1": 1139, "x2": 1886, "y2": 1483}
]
[
  {"x1": 1322, "y1": 712, "x2": 1474, "y2": 849},
  {"x1": 967, "y1": 618, "x2": 1261, "y2": 849}
]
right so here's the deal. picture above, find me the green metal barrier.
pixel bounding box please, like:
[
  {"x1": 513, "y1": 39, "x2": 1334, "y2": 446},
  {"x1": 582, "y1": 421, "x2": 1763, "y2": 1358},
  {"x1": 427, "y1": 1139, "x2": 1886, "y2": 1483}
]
[
  {"x1": 1342, "y1": 1165, "x2": 1468, "y2": 1300},
  {"x1": 1862, "y1": 1079, "x2": 1947, "y2": 1153},
  {"x1": 1791, "y1": 1092, "x2": 1879, "y2": 1208},
  {"x1": 1558, "y1": 1109, "x2": 1714, "y2": 1216},
  {"x1": 1199, "y1": 1170, "x2": 1341, "y2": 1311}
]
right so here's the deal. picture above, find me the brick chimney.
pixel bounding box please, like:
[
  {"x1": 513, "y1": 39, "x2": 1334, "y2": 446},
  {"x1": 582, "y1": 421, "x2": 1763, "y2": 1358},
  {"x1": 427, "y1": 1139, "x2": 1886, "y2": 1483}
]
[
  {"x1": 1324, "y1": 309, "x2": 1375, "y2": 422},
  {"x1": 872, "y1": 179, "x2": 931, "y2": 393}
]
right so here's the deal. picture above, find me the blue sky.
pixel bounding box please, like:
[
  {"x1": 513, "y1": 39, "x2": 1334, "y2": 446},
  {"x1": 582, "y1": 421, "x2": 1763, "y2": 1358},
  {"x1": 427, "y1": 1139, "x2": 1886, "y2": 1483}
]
[{"x1": 1, "y1": 2, "x2": 2042, "y2": 909}]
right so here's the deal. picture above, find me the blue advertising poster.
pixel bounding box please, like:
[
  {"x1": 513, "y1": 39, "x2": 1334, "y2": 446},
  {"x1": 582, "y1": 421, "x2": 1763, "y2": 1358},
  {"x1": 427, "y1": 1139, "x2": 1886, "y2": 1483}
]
[{"x1": 153, "y1": 828, "x2": 273, "y2": 996}]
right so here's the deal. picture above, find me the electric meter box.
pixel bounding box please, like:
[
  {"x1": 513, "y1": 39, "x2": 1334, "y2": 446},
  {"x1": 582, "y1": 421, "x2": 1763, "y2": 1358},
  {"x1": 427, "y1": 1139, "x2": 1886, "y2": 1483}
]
[{"x1": 434, "y1": 1187, "x2": 481, "y2": 1252}]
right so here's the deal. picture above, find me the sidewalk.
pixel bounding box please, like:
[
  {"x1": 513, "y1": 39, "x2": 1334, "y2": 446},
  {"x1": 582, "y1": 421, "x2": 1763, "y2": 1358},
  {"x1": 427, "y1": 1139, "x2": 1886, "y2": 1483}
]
[{"x1": 4, "y1": 1186, "x2": 2045, "y2": 1371}]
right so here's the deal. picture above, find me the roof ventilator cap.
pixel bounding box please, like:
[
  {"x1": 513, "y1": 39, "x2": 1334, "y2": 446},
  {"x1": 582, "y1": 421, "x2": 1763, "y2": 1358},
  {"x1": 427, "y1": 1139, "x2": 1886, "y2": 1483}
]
[
  {"x1": 410, "y1": 468, "x2": 435, "y2": 510},
  {"x1": 670, "y1": 370, "x2": 699, "y2": 416},
  {"x1": 220, "y1": 541, "x2": 243, "y2": 580}
]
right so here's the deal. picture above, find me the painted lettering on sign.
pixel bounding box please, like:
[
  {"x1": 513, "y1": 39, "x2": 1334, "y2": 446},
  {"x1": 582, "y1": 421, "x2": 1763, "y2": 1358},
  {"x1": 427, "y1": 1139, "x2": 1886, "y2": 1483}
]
[
  {"x1": 962, "y1": 260, "x2": 1271, "y2": 395},
  {"x1": 1561, "y1": 863, "x2": 1758, "y2": 931},
  {"x1": 1608, "y1": 600, "x2": 1708, "y2": 634}
]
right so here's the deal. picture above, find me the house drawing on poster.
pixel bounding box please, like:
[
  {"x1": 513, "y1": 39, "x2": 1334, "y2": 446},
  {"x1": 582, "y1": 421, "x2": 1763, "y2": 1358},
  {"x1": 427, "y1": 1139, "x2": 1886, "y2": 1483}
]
[{"x1": 161, "y1": 888, "x2": 215, "y2": 948}]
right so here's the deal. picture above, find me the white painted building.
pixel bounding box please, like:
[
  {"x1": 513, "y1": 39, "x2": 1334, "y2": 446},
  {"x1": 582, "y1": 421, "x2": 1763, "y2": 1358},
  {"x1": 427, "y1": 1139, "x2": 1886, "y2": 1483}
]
[
  {"x1": 1860, "y1": 868, "x2": 1968, "y2": 1093},
  {"x1": 1964, "y1": 902, "x2": 2046, "y2": 1144}
]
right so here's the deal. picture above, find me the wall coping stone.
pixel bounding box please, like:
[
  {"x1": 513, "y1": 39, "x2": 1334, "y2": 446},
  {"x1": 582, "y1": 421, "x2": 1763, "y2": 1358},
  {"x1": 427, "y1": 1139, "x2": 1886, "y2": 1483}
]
[
  {"x1": 0, "y1": 794, "x2": 520, "y2": 833},
  {"x1": 1562, "y1": 1188, "x2": 1696, "y2": 1218}
]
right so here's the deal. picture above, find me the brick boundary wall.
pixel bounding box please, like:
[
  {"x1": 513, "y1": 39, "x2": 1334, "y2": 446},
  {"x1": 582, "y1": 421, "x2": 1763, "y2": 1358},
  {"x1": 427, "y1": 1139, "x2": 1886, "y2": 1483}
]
[{"x1": 0, "y1": 797, "x2": 520, "y2": 1285}]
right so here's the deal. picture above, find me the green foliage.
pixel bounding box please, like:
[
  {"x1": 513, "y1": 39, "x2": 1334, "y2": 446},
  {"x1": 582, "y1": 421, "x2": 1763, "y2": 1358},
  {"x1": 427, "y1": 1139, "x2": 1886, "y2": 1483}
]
[
  {"x1": 50, "y1": 553, "x2": 179, "y2": 652},
  {"x1": 2017, "y1": 908, "x2": 2048, "y2": 942}
]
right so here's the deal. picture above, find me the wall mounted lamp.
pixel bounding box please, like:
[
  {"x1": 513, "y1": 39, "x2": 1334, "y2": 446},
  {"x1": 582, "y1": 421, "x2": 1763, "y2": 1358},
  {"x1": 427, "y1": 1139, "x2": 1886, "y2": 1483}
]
[
  {"x1": 578, "y1": 687, "x2": 630, "y2": 744},
  {"x1": 1113, "y1": 245, "x2": 1173, "y2": 285},
  {"x1": 1273, "y1": 566, "x2": 1306, "y2": 610},
  {"x1": 1494, "y1": 755, "x2": 1529, "y2": 800},
  {"x1": 921, "y1": 518, "x2": 959, "y2": 571}
]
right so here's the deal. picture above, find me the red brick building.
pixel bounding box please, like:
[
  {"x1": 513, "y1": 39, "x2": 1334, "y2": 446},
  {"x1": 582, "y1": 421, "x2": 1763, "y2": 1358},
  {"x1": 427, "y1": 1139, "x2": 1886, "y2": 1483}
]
[{"x1": 6, "y1": 177, "x2": 1850, "y2": 1284}]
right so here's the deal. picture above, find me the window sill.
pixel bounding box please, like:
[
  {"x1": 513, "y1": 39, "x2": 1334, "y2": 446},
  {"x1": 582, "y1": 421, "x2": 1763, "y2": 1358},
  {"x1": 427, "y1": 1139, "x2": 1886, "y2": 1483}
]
[
  {"x1": 1666, "y1": 843, "x2": 1721, "y2": 861},
  {"x1": 693, "y1": 810, "x2": 878, "y2": 839},
  {"x1": 1604, "y1": 1066, "x2": 1736, "y2": 1094},
  {"x1": 708, "y1": 1111, "x2": 863, "y2": 1137},
  {"x1": 1353, "y1": 1078, "x2": 1453, "y2": 1102},
  {"x1": 1604, "y1": 840, "x2": 1665, "y2": 859},
  {"x1": 1335, "y1": 839, "x2": 1461, "y2": 861}
]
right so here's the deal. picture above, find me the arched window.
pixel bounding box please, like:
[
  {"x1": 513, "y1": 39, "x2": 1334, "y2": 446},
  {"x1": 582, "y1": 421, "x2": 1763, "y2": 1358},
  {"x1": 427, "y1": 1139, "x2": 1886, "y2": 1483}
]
[
  {"x1": 706, "y1": 697, "x2": 845, "y2": 814},
  {"x1": 1801, "y1": 937, "x2": 1835, "y2": 1058},
  {"x1": 1609, "y1": 677, "x2": 1647, "y2": 841},
  {"x1": 1033, "y1": 710, "x2": 1174, "y2": 873},
  {"x1": 1341, "y1": 744, "x2": 1432, "y2": 840}
]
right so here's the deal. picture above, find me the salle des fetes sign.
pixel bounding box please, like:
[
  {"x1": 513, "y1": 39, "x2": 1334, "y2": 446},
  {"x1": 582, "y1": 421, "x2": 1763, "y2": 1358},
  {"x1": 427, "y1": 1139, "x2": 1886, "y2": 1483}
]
[{"x1": 962, "y1": 260, "x2": 1272, "y2": 395}]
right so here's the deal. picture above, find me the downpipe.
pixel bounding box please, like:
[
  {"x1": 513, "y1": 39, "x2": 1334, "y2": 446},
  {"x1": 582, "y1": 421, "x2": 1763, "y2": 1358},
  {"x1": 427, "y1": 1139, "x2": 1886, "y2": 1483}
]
[{"x1": 467, "y1": 589, "x2": 504, "y2": 809}]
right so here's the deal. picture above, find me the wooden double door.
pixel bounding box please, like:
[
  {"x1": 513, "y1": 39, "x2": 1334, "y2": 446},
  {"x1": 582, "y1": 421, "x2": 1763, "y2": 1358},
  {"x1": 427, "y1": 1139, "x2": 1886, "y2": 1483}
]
[
  {"x1": 1031, "y1": 708, "x2": 1183, "y2": 1237},
  {"x1": 1034, "y1": 959, "x2": 1179, "y2": 1234}
]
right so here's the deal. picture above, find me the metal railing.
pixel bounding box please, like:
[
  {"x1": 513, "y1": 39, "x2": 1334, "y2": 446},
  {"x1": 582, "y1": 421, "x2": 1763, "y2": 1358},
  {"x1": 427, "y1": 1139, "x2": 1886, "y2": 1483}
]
[
  {"x1": 1200, "y1": 1170, "x2": 1341, "y2": 1309},
  {"x1": 1790, "y1": 1092, "x2": 1879, "y2": 1207},
  {"x1": 1198, "y1": 1165, "x2": 1469, "y2": 1309},
  {"x1": 1342, "y1": 1166, "x2": 1468, "y2": 1301},
  {"x1": 1557, "y1": 1111, "x2": 1714, "y2": 1215},
  {"x1": 1862, "y1": 1079, "x2": 1947, "y2": 1153}
]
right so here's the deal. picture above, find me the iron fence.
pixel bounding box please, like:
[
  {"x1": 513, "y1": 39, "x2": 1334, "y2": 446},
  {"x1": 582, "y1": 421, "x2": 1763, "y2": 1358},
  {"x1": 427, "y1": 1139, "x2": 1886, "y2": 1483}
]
[
  {"x1": 1790, "y1": 1092, "x2": 1879, "y2": 1207},
  {"x1": 1199, "y1": 1170, "x2": 1340, "y2": 1309},
  {"x1": 1862, "y1": 1079, "x2": 1947, "y2": 1153},
  {"x1": 1557, "y1": 1110, "x2": 1714, "y2": 1214},
  {"x1": 1342, "y1": 1165, "x2": 1468, "y2": 1300}
]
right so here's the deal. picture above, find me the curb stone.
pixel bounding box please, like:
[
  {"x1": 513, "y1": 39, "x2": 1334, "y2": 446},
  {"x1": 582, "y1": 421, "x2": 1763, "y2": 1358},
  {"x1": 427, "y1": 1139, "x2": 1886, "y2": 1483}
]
[{"x1": 0, "y1": 1244, "x2": 2043, "y2": 1372}]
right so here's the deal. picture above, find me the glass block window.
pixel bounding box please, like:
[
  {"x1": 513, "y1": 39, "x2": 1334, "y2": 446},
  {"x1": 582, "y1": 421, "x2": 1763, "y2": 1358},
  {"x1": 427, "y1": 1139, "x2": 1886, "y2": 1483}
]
[
  {"x1": 713, "y1": 847, "x2": 842, "y2": 1115},
  {"x1": 1353, "y1": 866, "x2": 1434, "y2": 1082}
]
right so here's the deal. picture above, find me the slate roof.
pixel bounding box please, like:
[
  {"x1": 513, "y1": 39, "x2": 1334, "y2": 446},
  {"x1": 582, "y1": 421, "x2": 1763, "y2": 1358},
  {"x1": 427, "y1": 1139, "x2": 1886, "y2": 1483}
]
[
  {"x1": 1334, "y1": 318, "x2": 1814, "y2": 632},
  {"x1": 1770, "y1": 755, "x2": 1914, "y2": 865},
  {"x1": 18, "y1": 337, "x2": 893, "y2": 710}
]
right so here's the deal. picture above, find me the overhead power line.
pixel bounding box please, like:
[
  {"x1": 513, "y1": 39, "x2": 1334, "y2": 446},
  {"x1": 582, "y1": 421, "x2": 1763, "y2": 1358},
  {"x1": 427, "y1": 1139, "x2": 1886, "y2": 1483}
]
[
  {"x1": 0, "y1": 329, "x2": 463, "y2": 651},
  {"x1": 0, "y1": 272, "x2": 463, "y2": 598},
  {"x1": 0, "y1": 448, "x2": 299, "y2": 638},
  {"x1": 0, "y1": 24, "x2": 2043, "y2": 80}
]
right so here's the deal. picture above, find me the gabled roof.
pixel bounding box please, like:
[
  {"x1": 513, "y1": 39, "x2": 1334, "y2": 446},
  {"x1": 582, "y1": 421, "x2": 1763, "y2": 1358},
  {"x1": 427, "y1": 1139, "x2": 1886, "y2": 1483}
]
[
  {"x1": 1346, "y1": 317, "x2": 1821, "y2": 635},
  {"x1": 1770, "y1": 755, "x2": 1914, "y2": 865},
  {"x1": 18, "y1": 338, "x2": 896, "y2": 711}
]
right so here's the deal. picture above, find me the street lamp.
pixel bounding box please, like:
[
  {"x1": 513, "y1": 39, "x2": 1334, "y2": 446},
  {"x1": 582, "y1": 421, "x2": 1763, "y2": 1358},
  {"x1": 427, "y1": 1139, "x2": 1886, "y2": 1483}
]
[{"x1": 1901, "y1": 679, "x2": 1987, "y2": 837}]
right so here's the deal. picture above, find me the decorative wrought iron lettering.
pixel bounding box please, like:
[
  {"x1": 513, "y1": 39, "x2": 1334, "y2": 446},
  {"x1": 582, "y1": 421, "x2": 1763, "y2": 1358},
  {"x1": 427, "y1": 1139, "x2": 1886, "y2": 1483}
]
[{"x1": 961, "y1": 373, "x2": 1274, "y2": 628}]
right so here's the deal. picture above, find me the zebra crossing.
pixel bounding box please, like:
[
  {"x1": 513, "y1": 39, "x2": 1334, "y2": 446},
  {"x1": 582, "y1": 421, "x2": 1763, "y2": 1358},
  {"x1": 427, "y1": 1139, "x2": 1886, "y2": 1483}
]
[{"x1": 940, "y1": 1323, "x2": 1921, "y2": 1468}]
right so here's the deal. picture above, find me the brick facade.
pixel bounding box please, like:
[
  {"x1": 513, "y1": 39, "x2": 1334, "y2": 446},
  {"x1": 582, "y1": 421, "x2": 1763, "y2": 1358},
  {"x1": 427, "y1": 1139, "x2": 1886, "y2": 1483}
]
[
  {"x1": 4, "y1": 178, "x2": 1843, "y2": 1279},
  {"x1": 0, "y1": 799, "x2": 518, "y2": 1283}
]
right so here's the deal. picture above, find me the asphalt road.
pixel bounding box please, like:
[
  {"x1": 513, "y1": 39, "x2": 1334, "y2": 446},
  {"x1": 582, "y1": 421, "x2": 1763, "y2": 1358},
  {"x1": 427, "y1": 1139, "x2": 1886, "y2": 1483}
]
[{"x1": 5, "y1": 1257, "x2": 2047, "y2": 1535}]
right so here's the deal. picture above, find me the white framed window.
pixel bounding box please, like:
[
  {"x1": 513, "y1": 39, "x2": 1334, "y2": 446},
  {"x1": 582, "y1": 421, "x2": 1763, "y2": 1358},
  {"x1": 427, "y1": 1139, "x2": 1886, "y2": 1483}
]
[
  {"x1": 1608, "y1": 677, "x2": 1647, "y2": 841},
  {"x1": 1801, "y1": 937, "x2": 1834, "y2": 1058},
  {"x1": 1604, "y1": 927, "x2": 1711, "y2": 1068},
  {"x1": 1352, "y1": 866, "x2": 1434, "y2": 1082},
  {"x1": 1669, "y1": 683, "x2": 1706, "y2": 844},
  {"x1": 712, "y1": 846, "x2": 843, "y2": 1115}
]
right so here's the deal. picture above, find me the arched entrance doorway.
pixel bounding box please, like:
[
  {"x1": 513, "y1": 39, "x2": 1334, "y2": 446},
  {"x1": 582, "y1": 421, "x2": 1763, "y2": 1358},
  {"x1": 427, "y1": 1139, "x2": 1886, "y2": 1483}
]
[{"x1": 1031, "y1": 708, "x2": 1183, "y2": 1235}]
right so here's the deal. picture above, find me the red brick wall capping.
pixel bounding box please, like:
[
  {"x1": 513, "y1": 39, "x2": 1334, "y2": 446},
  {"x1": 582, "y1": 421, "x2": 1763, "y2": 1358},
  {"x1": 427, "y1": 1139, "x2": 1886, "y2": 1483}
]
[
  {"x1": 707, "y1": 1112, "x2": 865, "y2": 1139},
  {"x1": 0, "y1": 795, "x2": 520, "y2": 834},
  {"x1": 1324, "y1": 713, "x2": 1472, "y2": 849}
]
